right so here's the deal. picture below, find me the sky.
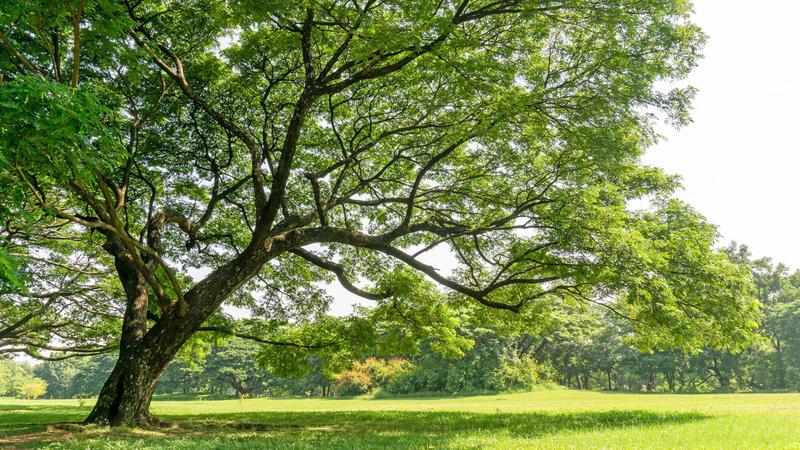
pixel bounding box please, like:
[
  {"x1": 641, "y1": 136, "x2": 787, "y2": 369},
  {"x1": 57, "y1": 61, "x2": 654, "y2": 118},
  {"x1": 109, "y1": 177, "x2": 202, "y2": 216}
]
[
  {"x1": 644, "y1": 0, "x2": 800, "y2": 270},
  {"x1": 328, "y1": 0, "x2": 800, "y2": 315}
]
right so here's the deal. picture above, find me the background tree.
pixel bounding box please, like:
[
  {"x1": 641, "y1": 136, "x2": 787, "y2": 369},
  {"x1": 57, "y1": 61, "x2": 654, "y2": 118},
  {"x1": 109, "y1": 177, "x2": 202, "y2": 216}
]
[
  {"x1": 1, "y1": 0, "x2": 760, "y2": 426},
  {"x1": 19, "y1": 377, "x2": 48, "y2": 399},
  {"x1": 0, "y1": 358, "x2": 48, "y2": 398},
  {"x1": 773, "y1": 272, "x2": 800, "y2": 389},
  {"x1": 202, "y1": 339, "x2": 270, "y2": 397}
]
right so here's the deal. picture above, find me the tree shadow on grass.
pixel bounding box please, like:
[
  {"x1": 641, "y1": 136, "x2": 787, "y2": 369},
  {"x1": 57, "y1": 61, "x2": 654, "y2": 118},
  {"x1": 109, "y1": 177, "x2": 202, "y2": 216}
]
[
  {"x1": 594, "y1": 390, "x2": 783, "y2": 396},
  {"x1": 1, "y1": 409, "x2": 709, "y2": 449},
  {"x1": 0, "y1": 403, "x2": 86, "y2": 441}
]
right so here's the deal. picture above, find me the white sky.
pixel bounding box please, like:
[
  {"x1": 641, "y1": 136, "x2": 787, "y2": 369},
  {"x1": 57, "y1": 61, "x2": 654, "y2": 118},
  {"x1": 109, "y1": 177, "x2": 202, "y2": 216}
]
[
  {"x1": 329, "y1": 0, "x2": 800, "y2": 314},
  {"x1": 645, "y1": 0, "x2": 800, "y2": 270}
]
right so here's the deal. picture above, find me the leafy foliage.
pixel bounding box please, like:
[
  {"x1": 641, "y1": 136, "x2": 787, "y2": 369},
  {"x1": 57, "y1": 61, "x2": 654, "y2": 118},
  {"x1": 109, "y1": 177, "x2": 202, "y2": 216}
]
[
  {"x1": 0, "y1": 358, "x2": 47, "y2": 399},
  {"x1": 334, "y1": 357, "x2": 412, "y2": 396},
  {"x1": 0, "y1": 0, "x2": 762, "y2": 424}
]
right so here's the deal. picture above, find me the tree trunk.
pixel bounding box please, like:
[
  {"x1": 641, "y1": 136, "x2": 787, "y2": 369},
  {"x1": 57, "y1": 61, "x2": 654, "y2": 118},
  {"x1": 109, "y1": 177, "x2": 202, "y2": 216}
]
[
  {"x1": 227, "y1": 373, "x2": 253, "y2": 397},
  {"x1": 84, "y1": 259, "x2": 262, "y2": 424},
  {"x1": 86, "y1": 241, "x2": 173, "y2": 426},
  {"x1": 84, "y1": 349, "x2": 166, "y2": 426},
  {"x1": 84, "y1": 292, "x2": 210, "y2": 426},
  {"x1": 646, "y1": 372, "x2": 656, "y2": 391},
  {"x1": 84, "y1": 311, "x2": 194, "y2": 425},
  {"x1": 85, "y1": 232, "x2": 297, "y2": 425},
  {"x1": 774, "y1": 340, "x2": 786, "y2": 389}
]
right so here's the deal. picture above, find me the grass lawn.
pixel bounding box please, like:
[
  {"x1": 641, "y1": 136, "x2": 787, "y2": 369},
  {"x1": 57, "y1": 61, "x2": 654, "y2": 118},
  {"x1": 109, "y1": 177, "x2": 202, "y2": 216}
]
[{"x1": 1, "y1": 390, "x2": 799, "y2": 449}]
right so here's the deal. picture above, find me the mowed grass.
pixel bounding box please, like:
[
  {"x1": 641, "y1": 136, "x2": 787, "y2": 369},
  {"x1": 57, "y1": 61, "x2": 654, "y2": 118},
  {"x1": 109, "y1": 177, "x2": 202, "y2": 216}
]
[{"x1": 1, "y1": 390, "x2": 799, "y2": 449}]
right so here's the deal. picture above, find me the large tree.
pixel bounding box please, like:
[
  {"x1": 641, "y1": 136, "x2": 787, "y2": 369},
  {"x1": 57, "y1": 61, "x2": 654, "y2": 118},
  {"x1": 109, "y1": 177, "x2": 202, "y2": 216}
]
[{"x1": 1, "y1": 0, "x2": 759, "y2": 425}]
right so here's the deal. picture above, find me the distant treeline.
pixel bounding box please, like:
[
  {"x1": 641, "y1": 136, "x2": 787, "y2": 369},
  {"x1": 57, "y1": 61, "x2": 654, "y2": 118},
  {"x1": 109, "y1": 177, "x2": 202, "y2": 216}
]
[{"x1": 5, "y1": 244, "x2": 800, "y2": 399}]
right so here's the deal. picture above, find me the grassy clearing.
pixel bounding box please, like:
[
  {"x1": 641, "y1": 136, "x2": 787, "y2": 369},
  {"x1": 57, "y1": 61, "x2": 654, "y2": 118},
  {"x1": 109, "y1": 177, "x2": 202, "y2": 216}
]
[{"x1": 1, "y1": 390, "x2": 798, "y2": 449}]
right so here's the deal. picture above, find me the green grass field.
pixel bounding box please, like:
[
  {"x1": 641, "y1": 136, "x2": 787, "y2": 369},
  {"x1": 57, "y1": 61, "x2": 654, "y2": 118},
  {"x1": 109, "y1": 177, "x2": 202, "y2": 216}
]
[{"x1": 1, "y1": 390, "x2": 799, "y2": 449}]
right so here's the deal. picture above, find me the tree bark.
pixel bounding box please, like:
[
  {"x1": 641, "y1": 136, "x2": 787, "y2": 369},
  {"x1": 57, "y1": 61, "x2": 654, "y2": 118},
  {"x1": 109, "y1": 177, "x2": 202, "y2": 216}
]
[
  {"x1": 84, "y1": 310, "x2": 196, "y2": 425},
  {"x1": 85, "y1": 236, "x2": 290, "y2": 425},
  {"x1": 114, "y1": 253, "x2": 149, "y2": 350},
  {"x1": 84, "y1": 347, "x2": 165, "y2": 426},
  {"x1": 85, "y1": 240, "x2": 167, "y2": 426},
  {"x1": 646, "y1": 372, "x2": 656, "y2": 391},
  {"x1": 84, "y1": 287, "x2": 226, "y2": 425},
  {"x1": 227, "y1": 373, "x2": 252, "y2": 397},
  {"x1": 666, "y1": 371, "x2": 676, "y2": 391}
]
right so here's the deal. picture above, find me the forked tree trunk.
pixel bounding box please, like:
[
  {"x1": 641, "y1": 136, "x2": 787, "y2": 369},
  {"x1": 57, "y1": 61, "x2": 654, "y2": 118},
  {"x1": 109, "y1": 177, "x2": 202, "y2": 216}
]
[
  {"x1": 84, "y1": 348, "x2": 166, "y2": 426},
  {"x1": 86, "y1": 232, "x2": 291, "y2": 425},
  {"x1": 84, "y1": 243, "x2": 177, "y2": 426},
  {"x1": 84, "y1": 317, "x2": 191, "y2": 426},
  {"x1": 85, "y1": 258, "x2": 264, "y2": 426}
]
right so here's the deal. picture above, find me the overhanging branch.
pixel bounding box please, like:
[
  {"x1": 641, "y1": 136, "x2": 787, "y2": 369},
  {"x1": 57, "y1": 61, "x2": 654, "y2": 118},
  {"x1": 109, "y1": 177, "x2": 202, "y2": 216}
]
[
  {"x1": 197, "y1": 326, "x2": 340, "y2": 349},
  {"x1": 290, "y1": 248, "x2": 390, "y2": 301}
]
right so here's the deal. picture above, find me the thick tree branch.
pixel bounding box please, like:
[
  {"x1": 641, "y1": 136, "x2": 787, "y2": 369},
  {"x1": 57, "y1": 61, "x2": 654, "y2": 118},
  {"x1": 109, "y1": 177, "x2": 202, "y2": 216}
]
[
  {"x1": 197, "y1": 326, "x2": 339, "y2": 349},
  {"x1": 290, "y1": 248, "x2": 390, "y2": 301}
]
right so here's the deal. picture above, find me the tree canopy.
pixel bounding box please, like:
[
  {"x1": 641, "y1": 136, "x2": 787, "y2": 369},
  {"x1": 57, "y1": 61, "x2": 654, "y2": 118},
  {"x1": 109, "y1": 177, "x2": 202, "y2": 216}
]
[{"x1": 0, "y1": 0, "x2": 759, "y2": 425}]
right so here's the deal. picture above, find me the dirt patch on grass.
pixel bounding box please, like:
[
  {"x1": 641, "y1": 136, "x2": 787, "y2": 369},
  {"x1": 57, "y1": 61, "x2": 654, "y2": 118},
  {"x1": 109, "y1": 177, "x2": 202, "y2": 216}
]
[{"x1": 0, "y1": 429, "x2": 74, "y2": 449}]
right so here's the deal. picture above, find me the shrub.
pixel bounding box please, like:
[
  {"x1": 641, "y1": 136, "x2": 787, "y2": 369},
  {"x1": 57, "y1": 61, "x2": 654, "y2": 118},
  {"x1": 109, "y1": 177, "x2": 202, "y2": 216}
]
[
  {"x1": 334, "y1": 358, "x2": 413, "y2": 396},
  {"x1": 489, "y1": 356, "x2": 539, "y2": 391},
  {"x1": 335, "y1": 368, "x2": 372, "y2": 396},
  {"x1": 18, "y1": 378, "x2": 47, "y2": 399},
  {"x1": 384, "y1": 369, "x2": 419, "y2": 394}
]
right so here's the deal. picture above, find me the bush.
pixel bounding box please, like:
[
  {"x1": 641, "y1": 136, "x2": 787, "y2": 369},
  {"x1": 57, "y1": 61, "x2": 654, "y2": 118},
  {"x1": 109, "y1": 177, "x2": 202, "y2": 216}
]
[
  {"x1": 533, "y1": 359, "x2": 559, "y2": 384},
  {"x1": 384, "y1": 369, "x2": 419, "y2": 394},
  {"x1": 335, "y1": 369, "x2": 372, "y2": 396},
  {"x1": 18, "y1": 378, "x2": 47, "y2": 399},
  {"x1": 489, "y1": 356, "x2": 539, "y2": 391},
  {"x1": 334, "y1": 358, "x2": 413, "y2": 396},
  {"x1": 382, "y1": 331, "x2": 558, "y2": 395}
]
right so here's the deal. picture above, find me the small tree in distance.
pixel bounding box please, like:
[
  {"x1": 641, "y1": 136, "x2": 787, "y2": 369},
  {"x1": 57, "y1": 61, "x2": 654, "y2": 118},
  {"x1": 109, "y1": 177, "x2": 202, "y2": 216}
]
[{"x1": 20, "y1": 378, "x2": 48, "y2": 400}]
